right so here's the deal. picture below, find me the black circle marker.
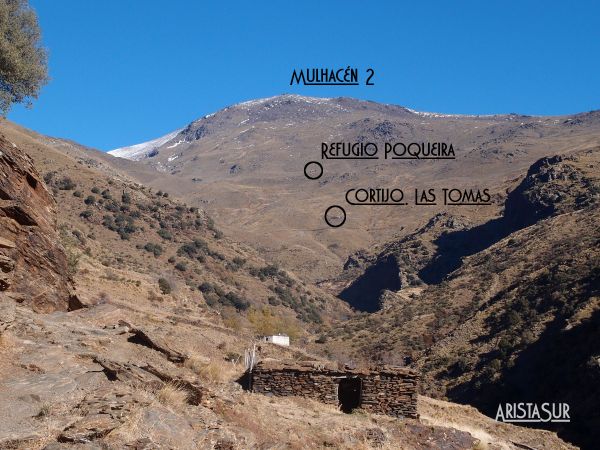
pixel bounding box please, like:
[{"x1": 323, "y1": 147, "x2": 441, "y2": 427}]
[
  {"x1": 324, "y1": 205, "x2": 346, "y2": 228},
  {"x1": 304, "y1": 161, "x2": 323, "y2": 180}
]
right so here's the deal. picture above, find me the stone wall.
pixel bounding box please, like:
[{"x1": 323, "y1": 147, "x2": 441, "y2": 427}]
[
  {"x1": 360, "y1": 372, "x2": 418, "y2": 418},
  {"x1": 251, "y1": 360, "x2": 419, "y2": 419}
]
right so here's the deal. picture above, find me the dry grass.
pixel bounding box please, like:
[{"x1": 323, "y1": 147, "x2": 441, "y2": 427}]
[
  {"x1": 182, "y1": 354, "x2": 208, "y2": 371},
  {"x1": 184, "y1": 356, "x2": 229, "y2": 384},
  {"x1": 472, "y1": 440, "x2": 489, "y2": 450},
  {"x1": 0, "y1": 330, "x2": 17, "y2": 351},
  {"x1": 155, "y1": 382, "x2": 189, "y2": 409}
]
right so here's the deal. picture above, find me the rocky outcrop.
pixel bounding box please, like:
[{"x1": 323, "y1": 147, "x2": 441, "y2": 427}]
[
  {"x1": 339, "y1": 212, "x2": 474, "y2": 311},
  {"x1": 93, "y1": 357, "x2": 203, "y2": 406},
  {"x1": 339, "y1": 150, "x2": 600, "y2": 312},
  {"x1": 124, "y1": 323, "x2": 188, "y2": 363},
  {"x1": 57, "y1": 386, "x2": 150, "y2": 443},
  {"x1": 0, "y1": 134, "x2": 71, "y2": 312},
  {"x1": 504, "y1": 153, "x2": 598, "y2": 229}
]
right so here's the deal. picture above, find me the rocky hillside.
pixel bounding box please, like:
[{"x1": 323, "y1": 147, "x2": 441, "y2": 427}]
[
  {"x1": 0, "y1": 120, "x2": 356, "y2": 341},
  {"x1": 337, "y1": 212, "x2": 475, "y2": 312},
  {"x1": 320, "y1": 148, "x2": 600, "y2": 448},
  {"x1": 0, "y1": 122, "x2": 578, "y2": 449},
  {"x1": 417, "y1": 205, "x2": 599, "y2": 449},
  {"x1": 338, "y1": 149, "x2": 600, "y2": 312},
  {"x1": 0, "y1": 134, "x2": 72, "y2": 312},
  {"x1": 0, "y1": 298, "x2": 575, "y2": 449},
  {"x1": 106, "y1": 95, "x2": 600, "y2": 282}
]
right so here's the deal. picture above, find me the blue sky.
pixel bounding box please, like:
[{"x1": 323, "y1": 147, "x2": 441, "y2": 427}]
[{"x1": 7, "y1": 0, "x2": 600, "y2": 151}]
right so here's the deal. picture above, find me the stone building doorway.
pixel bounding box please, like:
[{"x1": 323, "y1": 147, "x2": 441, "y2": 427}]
[{"x1": 338, "y1": 377, "x2": 362, "y2": 412}]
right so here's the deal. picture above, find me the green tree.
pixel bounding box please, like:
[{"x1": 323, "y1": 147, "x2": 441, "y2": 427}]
[{"x1": 0, "y1": 0, "x2": 48, "y2": 115}]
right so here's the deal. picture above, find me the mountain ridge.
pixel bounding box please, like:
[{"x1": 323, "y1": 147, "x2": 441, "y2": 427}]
[
  {"x1": 107, "y1": 94, "x2": 600, "y2": 162},
  {"x1": 100, "y1": 94, "x2": 600, "y2": 282}
]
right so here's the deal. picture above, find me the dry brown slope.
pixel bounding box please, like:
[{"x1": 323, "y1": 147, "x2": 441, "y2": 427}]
[
  {"x1": 321, "y1": 148, "x2": 600, "y2": 448},
  {"x1": 108, "y1": 96, "x2": 600, "y2": 281},
  {"x1": 0, "y1": 119, "x2": 352, "y2": 337},
  {"x1": 0, "y1": 300, "x2": 576, "y2": 449}
]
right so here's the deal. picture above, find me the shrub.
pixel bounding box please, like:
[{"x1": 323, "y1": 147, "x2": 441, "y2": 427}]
[
  {"x1": 225, "y1": 352, "x2": 241, "y2": 363},
  {"x1": 102, "y1": 214, "x2": 115, "y2": 230},
  {"x1": 315, "y1": 335, "x2": 328, "y2": 344},
  {"x1": 250, "y1": 264, "x2": 279, "y2": 280},
  {"x1": 66, "y1": 248, "x2": 80, "y2": 277},
  {"x1": 79, "y1": 210, "x2": 93, "y2": 219},
  {"x1": 455, "y1": 357, "x2": 469, "y2": 374},
  {"x1": 222, "y1": 310, "x2": 241, "y2": 330},
  {"x1": 118, "y1": 229, "x2": 130, "y2": 240},
  {"x1": 121, "y1": 191, "x2": 131, "y2": 204},
  {"x1": 56, "y1": 176, "x2": 76, "y2": 190},
  {"x1": 204, "y1": 292, "x2": 219, "y2": 307},
  {"x1": 103, "y1": 212, "x2": 135, "y2": 239},
  {"x1": 222, "y1": 291, "x2": 249, "y2": 311},
  {"x1": 232, "y1": 256, "x2": 246, "y2": 267},
  {"x1": 43, "y1": 172, "x2": 55, "y2": 184},
  {"x1": 91, "y1": 186, "x2": 100, "y2": 194},
  {"x1": 198, "y1": 282, "x2": 214, "y2": 293},
  {"x1": 175, "y1": 262, "x2": 187, "y2": 272},
  {"x1": 73, "y1": 190, "x2": 82, "y2": 198},
  {"x1": 157, "y1": 229, "x2": 172, "y2": 240},
  {"x1": 84, "y1": 195, "x2": 96, "y2": 205},
  {"x1": 104, "y1": 201, "x2": 119, "y2": 212},
  {"x1": 247, "y1": 307, "x2": 278, "y2": 335},
  {"x1": 158, "y1": 278, "x2": 172, "y2": 294},
  {"x1": 178, "y1": 239, "x2": 209, "y2": 259},
  {"x1": 143, "y1": 242, "x2": 163, "y2": 257}
]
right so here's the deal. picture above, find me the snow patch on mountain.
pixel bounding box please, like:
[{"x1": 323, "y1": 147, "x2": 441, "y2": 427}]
[
  {"x1": 236, "y1": 94, "x2": 333, "y2": 110},
  {"x1": 108, "y1": 129, "x2": 183, "y2": 160}
]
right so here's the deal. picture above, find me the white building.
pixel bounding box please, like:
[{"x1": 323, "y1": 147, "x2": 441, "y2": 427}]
[{"x1": 263, "y1": 334, "x2": 290, "y2": 347}]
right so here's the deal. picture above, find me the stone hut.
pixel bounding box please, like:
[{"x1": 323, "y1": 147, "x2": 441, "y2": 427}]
[{"x1": 251, "y1": 360, "x2": 419, "y2": 418}]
